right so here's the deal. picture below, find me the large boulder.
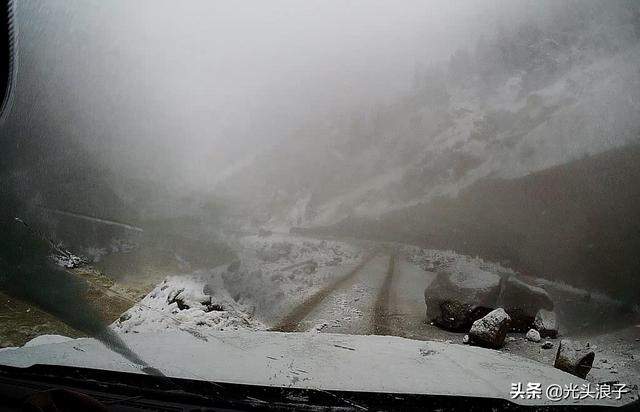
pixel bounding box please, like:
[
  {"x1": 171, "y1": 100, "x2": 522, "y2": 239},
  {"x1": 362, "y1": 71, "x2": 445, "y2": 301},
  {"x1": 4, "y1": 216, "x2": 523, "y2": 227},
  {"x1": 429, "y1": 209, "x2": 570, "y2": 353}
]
[
  {"x1": 424, "y1": 268, "x2": 501, "y2": 331},
  {"x1": 468, "y1": 308, "x2": 511, "y2": 349},
  {"x1": 497, "y1": 276, "x2": 553, "y2": 331},
  {"x1": 554, "y1": 339, "x2": 595, "y2": 378},
  {"x1": 534, "y1": 309, "x2": 558, "y2": 338}
]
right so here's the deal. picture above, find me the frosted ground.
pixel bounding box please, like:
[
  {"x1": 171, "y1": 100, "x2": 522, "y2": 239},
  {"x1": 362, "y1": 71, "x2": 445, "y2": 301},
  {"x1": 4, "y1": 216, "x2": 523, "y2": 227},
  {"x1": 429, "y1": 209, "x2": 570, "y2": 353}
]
[
  {"x1": 109, "y1": 235, "x2": 640, "y2": 398},
  {"x1": 1, "y1": 233, "x2": 638, "y2": 403},
  {"x1": 112, "y1": 234, "x2": 363, "y2": 334}
]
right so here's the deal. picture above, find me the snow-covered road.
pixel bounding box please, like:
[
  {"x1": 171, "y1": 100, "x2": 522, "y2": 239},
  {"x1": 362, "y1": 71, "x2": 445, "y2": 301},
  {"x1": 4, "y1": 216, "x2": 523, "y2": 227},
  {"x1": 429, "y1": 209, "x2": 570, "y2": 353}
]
[
  {"x1": 290, "y1": 254, "x2": 392, "y2": 334},
  {"x1": 270, "y1": 252, "x2": 445, "y2": 338},
  {"x1": 258, "y1": 243, "x2": 639, "y2": 398},
  {"x1": 8, "y1": 231, "x2": 635, "y2": 398}
]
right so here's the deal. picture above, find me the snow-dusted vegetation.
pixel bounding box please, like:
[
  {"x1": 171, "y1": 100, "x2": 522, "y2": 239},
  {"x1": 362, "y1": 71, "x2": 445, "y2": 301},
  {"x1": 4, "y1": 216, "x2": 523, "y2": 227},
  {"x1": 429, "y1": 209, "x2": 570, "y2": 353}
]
[
  {"x1": 112, "y1": 235, "x2": 364, "y2": 335},
  {"x1": 112, "y1": 271, "x2": 267, "y2": 336}
]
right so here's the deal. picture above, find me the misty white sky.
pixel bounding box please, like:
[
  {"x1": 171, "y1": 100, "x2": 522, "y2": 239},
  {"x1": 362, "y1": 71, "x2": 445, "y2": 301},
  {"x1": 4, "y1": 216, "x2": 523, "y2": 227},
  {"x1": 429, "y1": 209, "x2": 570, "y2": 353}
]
[{"x1": 15, "y1": 0, "x2": 550, "y2": 188}]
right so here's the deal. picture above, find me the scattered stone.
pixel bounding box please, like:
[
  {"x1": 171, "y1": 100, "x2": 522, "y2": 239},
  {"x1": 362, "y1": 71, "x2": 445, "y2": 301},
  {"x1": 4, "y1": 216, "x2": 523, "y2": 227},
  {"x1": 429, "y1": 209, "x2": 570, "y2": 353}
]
[
  {"x1": 419, "y1": 348, "x2": 438, "y2": 356},
  {"x1": 51, "y1": 252, "x2": 85, "y2": 268},
  {"x1": 462, "y1": 334, "x2": 470, "y2": 344},
  {"x1": 526, "y1": 329, "x2": 541, "y2": 342},
  {"x1": 534, "y1": 309, "x2": 558, "y2": 338},
  {"x1": 424, "y1": 269, "x2": 501, "y2": 331},
  {"x1": 118, "y1": 312, "x2": 132, "y2": 323},
  {"x1": 167, "y1": 287, "x2": 215, "y2": 312},
  {"x1": 468, "y1": 308, "x2": 511, "y2": 349},
  {"x1": 542, "y1": 341, "x2": 554, "y2": 349},
  {"x1": 303, "y1": 260, "x2": 318, "y2": 274},
  {"x1": 554, "y1": 339, "x2": 595, "y2": 378},
  {"x1": 498, "y1": 276, "x2": 554, "y2": 332}
]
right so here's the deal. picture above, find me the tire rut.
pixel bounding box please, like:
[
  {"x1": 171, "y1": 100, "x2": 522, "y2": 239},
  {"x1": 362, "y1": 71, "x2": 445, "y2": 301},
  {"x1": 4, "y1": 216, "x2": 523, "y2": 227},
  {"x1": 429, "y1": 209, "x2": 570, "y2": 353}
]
[
  {"x1": 270, "y1": 253, "x2": 376, "y2": 332},
  {"x1": 371, "y1": 254, "x2": 396, "y2": 335}
]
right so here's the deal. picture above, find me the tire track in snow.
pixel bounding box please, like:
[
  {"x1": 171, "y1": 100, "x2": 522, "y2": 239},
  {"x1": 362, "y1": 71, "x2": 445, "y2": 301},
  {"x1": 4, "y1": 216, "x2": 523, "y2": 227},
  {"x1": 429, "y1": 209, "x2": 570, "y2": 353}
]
[
  {"x1": 371, "y1": 253, "x2": 396, "y2": 335},
  {"x1": 270, "y1": 254, "x2": 376, "y2": 332}
]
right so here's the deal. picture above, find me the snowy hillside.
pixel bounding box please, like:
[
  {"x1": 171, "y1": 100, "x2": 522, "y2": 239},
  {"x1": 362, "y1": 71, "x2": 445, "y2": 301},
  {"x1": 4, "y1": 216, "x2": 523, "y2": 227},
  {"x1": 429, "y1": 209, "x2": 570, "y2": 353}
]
[{"x1": 213, "y1": 9, "x2": 640, "y2": 229}]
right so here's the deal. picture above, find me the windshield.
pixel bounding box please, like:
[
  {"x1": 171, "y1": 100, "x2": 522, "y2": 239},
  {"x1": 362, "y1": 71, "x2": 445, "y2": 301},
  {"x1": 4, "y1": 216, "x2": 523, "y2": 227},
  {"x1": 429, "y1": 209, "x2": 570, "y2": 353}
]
[{"x1": 1, "y1": 0, "x2": 639, "y2": 409}]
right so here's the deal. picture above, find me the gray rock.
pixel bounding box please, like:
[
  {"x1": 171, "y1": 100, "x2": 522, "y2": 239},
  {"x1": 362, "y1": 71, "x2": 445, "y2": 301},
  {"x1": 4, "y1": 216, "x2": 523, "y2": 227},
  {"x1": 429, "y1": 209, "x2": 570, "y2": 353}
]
[
  {"x1": 526, "y1": 329, "x2": 541, "y2": 342},
  {"x1": 167, "y1": 287, "x2": 213, "y2": 311},
  {"x1": 554, "y1": 339, "x2": 595, "y2": 378},
  {"x1": 534, "y1": 309, "x2": 558, "y2": 338},
  {"x1": 424, "y1": 269, "x2": 501, "y2": 331},
  {"x1": 462, "y1": 334, "x2": 470, "y2": 344},
  {"x1": 469, "y1": 308, "x2": 511, "y2": 349},
  {"x1": 303, "y1": 260, "x2": 318, "y2": 274},
  {"x1": 118, "y1": 312, "x2": 132, "y2": 323},
  {"x1": 542, "y1": 341, "x2": 554, "y2": 349},
  {"x1": 497, "y1": 276, "x2": 554, "y2": 332}
]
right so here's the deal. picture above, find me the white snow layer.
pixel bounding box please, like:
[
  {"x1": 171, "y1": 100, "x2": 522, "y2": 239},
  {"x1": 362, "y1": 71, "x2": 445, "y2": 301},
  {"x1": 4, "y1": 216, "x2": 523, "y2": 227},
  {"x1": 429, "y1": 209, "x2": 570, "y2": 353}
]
[
  {"x1": 112, "y1": 234, "x2": 363, "y2": 335},
  {"x1": 0, "y1": 330, "x2": 625, "y2": 407}
]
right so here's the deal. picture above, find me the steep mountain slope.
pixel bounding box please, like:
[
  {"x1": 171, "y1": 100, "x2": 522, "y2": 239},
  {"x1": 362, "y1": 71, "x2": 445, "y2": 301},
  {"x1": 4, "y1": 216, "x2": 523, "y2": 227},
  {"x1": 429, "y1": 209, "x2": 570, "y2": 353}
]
[
  {"x1": 215, "y1": 12, "x2": 640, "y2": 230},
  {"x1": 307, "y1": 144, "x2": 640, "y2": 301}
]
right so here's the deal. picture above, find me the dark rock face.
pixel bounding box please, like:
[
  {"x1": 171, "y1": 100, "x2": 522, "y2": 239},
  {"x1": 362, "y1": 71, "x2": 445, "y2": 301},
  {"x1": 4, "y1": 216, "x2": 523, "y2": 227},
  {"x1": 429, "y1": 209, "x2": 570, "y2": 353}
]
[
  {"x1": 435, "y1": 300, "x2": 492, "y2": 331},
  {"x1": 424, "y1": 267, "x2": 558, "y2": 335},
  {"x1": 323, "y1": 145, "x2": 640, "y2": 301},
  {"x1": 542, "y1": 341, "x2": 554, "y2": 349},
  {"x1": 497, "y1": 276, "x2": 553, "y2": 331},
  {"x1": 424, "y1": 270, "x2": 501, "y2": 331},
  {"x1": 468, "y1": 308, "x2": 511, "y2": 349},
  {"x1": 554, "y1": 339, "x2": 595, "y2": 378},
  {"x1": 534, "y1": 309, "x2": 558, "y2": 338},
  {"x1": 167, "y1": 287, "x2": 217, "y2": 312}
]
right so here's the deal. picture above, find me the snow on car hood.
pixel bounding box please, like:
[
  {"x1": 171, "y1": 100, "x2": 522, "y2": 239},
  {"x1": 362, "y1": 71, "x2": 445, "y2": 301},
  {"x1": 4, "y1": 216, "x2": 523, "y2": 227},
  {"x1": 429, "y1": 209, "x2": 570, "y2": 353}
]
[{"x1": 0, "y1": 330, "x2": 624, "y2": 407}]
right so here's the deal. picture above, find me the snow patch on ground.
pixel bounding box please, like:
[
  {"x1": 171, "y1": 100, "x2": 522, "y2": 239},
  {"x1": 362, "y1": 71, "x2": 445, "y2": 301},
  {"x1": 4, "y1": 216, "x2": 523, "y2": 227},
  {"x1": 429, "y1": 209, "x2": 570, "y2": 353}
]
[
  {"x1": 24, "y1": 334, "x2": 75, "y2": 347},
  {"x1": 112, "y1": 269, "x2": 266, "y2": 336},
  {"x1": 222, "y1": 235, "x2": 363, "y2": 323},
  {"x1": 112, "y1": 234, "x2": 364, "y2": 334},
  {"x1": 403, "y1": 245, "x2": 515, "y2": 278}
]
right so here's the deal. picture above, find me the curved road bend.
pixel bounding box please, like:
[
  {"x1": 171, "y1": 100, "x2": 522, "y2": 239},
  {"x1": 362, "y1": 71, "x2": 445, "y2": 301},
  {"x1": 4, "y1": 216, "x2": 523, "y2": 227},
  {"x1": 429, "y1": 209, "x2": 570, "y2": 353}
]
[{"x1": 271, "y1": 249, "x2": 445, "y2": 340}]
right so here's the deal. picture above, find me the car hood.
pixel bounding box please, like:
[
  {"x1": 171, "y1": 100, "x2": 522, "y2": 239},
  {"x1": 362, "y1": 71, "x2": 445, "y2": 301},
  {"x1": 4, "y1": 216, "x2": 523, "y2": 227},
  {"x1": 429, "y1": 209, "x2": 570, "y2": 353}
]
[{"x1": 0, "y1": 330, "x2": 625, "y2": 407}]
